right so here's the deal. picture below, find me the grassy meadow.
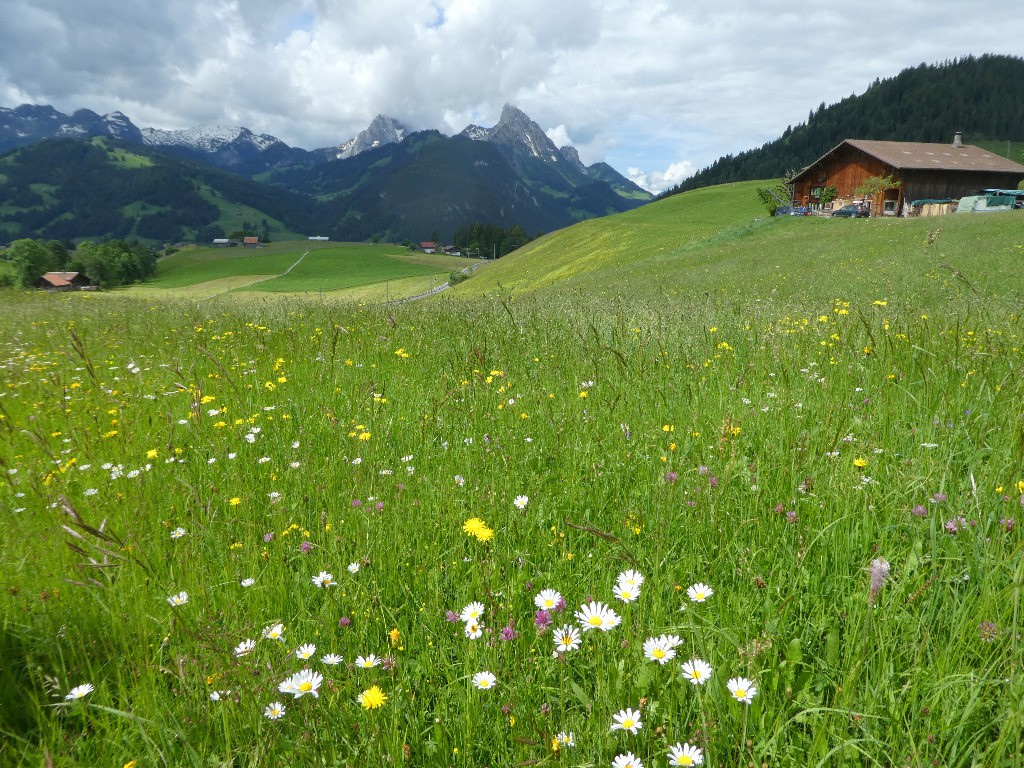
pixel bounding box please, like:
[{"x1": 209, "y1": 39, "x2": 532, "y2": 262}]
[
  {"x1": 146, "y1": 242, "x2": 476, "y2": 299},
  {"x1": 2, "y1": 185, "x2": 1023, "y2": 768}
]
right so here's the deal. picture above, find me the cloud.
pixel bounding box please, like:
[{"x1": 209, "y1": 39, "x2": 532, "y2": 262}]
[
  {"x1": 628, "y1": 162, "x2": 697, "y2": 195},
  {"x1": 1, "y1": 0, "x2": 1021, "y2": 177}
]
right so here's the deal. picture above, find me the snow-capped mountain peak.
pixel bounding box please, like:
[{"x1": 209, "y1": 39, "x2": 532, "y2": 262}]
[
  {"x1": 336, "y1": 115, "x2": 409, "y2": 159},
  {"x1": 141, "y1": 125, "x2": 248, "y2": 152}
]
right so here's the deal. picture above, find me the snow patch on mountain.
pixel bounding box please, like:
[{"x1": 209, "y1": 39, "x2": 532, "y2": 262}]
[{"x1": 141, "y1": 125, "x2": 247, "y2": 152}]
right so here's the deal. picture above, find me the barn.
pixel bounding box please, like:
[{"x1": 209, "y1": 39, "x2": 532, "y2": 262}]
[
  {"x1": 789, "y1": 134, "x2": 1024, "y2": 216},
  {"x1": 34, "y1": 272, "x2": 93, "y2": 291}
]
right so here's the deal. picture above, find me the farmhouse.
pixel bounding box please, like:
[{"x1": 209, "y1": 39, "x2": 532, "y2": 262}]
[
  {"x1": 419, "y1": 241, "x2": 437, "y2": 253},
  {"x1": 34, "y1": 272, "x2": 92, "y2": 291},
  {"x1": 243, "y1": 236, "x2": 260, "y2": 247},
  {"x1": 789, "y1": 134, "x2": 1024, "y2": 216}
]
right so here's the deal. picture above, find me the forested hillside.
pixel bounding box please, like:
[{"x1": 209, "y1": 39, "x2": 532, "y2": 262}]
[{"x1": 663, "y1": 54, "x2": 1024, "y2": 197}]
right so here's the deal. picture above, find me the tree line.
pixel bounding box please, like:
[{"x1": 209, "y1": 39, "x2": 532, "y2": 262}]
[
  {"x1": 661, "y1": 54, "x2": 1024, "y2": 198},
  {"x1": 451, "y1": 222, "x2": 534, "y2": 258},
  {"x1": 2, "y1": 238, "x2": 158, "y2": 288}
]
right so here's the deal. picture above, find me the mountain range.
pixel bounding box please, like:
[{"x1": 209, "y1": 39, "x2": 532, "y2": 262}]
[{"x1": 0, "y1": 103, "x2": 651, "y2": 243}]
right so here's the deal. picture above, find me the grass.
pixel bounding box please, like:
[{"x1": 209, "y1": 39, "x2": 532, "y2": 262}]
[
  {"x1": 2, "y1": 182, "x2": 1023, "y2": 767},
  {"x1": 460, "y1": 181, "x2": 1024, "y2": 308},
  {"x1": 147, "y1": 242, "x2": 476, "y2": 296}
]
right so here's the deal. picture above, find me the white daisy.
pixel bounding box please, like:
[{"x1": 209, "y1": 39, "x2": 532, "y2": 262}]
[
  {"x1": 533, "y1": 588, "x2": 563, "y2": 610},
  {"x1": 612, "y1": 752, "x2": 644, "y2": 768},
  {"x1": 688, "y1": 585, "x2": 712, "y2": 606},
  {"x1": 312, "y1": 571, "x2": 335, "y2": 588},
  {"x1": 321, "y1": 653, "x2": 344, "y2": 666},
  {"x1": 460, "y1": 601, "x2": 486, "y2": 623},
  {"x1": 64, "y1": 683, "x2": 94, "y2": 701},
  {"x1": 642, "y1": 636, "x2": 676, "y2": 665},
  {"x1": 166, "y1": 591, "x2": 189, "y2": 606},
  {"x1": 616, "y1": 570, "x2": 645, "y2": 588},
  {"x1": 170, "y1": 527, "x2": 186, "y2": 539},
  {"x1": 555, "y1": 731, "x2": 575, "y2": 747},
  {"x1": 295, "y1": 643, "x2": 316, "y2": 660},
  {"x1": 279, "y1": 669, "x2": 323, "y2": 699},
  {"x1": 262, "y1": 623, "x2": 286, "y2": 642},
  {"x1": 687, "y1": 583, "x2": 713, "y2": 602},
  {"x1": 464, "y1": 620, "x2": 483, "y2": 640},
  {"x1": 553, "y1": 624, "x2": 581, "y2": 653},
  {"x1": 355, "y1": 654, "x2": 382, "y2": 668},
  {"x1": 264, "y1": 701, "x2": 286, "y2": 720},
  {"x1": 667, "y1": 742, "x2": 703, "y2": 765},
  {"x1": 681, "y1": 658, "x2": 712, "y2": 685},
  {"x1": 610, "y1": 707, "x2": 643, "y2": 734},
  {"x1": 513, "y1": 495, "x2": 529, "y2": 509},
  {"x1": 575, "y1": 601, "x2": 621, "y2": 632},
  {"x1": 727, "y1": 676, "x2": 758, "y2": 704},
  {"x1": 347, "y1": 562, "x2": 360, "y2": 574},
  {"x1": 612, "y1": 582, "x2": 640, "y2": 603},
  {"x1": 234, "y1": 639, "x2": 256, "y2": 657},
  {"x1": 472, "y1": 671, "x2": 497, "y2": 690},
  {"x1": 240, "y1": 578, "x2": 256, "y2": 588}
]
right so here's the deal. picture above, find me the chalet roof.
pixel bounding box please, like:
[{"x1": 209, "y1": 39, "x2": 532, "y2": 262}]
[
  {"x1": 38, "y1": 271, "x2": 81, "y2": 287},
  {"x1": 243, "y1": 236, "x2": 259, "y2": 244},
  {"x1": 791, "y1": 139, "x2": 1024, "y2": 182}
]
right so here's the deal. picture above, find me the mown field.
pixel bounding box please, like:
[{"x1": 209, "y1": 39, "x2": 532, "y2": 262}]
[
  {"x1": 1, "y1": 185, "x2": 1023, "y2": 768},
  {"x1": 147, "y1": 242, "x2": 476, "y2": 298}
]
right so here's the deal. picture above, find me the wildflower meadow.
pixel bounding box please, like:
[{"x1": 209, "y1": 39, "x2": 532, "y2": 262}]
[{"x1": 1, "y1": 285, "x2": 1022, "y2": 767}]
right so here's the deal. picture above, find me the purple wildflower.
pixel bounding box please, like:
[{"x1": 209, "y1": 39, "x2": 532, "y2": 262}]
[
  {"x1": 933, "y1": 492, "x2": 947, "y2": 503},
  {"x1": 300, "y1": 540, "x2": 313, "y2": 553},
  {"x1": 263, "y1": 532, "x2": 274, "y2": 542},
  {"x1": 338, "y1": 616, "x2": 352, "y2": 627},
  {"x1": 352, "y1": 499, "x2": 362, "y2": 508},
  {"x1": 445, "y1": 610, "x2": 460, "y2": 623},
  {"x1": 912, "y1": 504, "x2": 927, "y2": 518},
  {"x1": 785, "y1": 510, "x2": 798, "y2": 524},
  {"x1": 375, "y1": 501, "x2": 384, "y2": 511},
  {"x1": 553, "y1": 597, "x2": 567, "y2": 614},
  {"x1": 698, "y1": 465, "x2": 709, "y2": 475},
  {"x1": 1001, "y1": 517, "x2": 1016, "y2": 533},
  {"x1": 666, "y1": 471, "x2": 678, "y2": 484},
  {"x1": 381, "y1": 655, "x2": 396, "y2": 671},
  {"x1": 499, "y1": 621, "x2": 519, "y2": 642},
  {"x1": 534, "y1": 609, "x2": 552, "y2": 630},
  {"x1": 709, "y1": 476, "x2": 719, "y2": 489},
  {"x1": 979, "y1": 621, "x2": 999, "y2": 642}
]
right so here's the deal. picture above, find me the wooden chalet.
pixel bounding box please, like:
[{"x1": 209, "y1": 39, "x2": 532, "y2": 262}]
[
  {"x1": 789, "y1": 134, "x2": 1024, "y2": 216},
  {"x1": 34, "y1": 271, "x2": 92, "y2": 291}
]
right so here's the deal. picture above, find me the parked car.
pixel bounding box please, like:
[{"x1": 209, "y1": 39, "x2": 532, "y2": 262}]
[
  {"x1": 831, "y1": 204, "x2": 869, "y2": 218},
  {"x1": 774, "y1": 206, "x2": 810, "y2": 216}
]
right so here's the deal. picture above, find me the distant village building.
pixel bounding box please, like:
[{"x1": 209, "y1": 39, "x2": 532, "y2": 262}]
[
  {"x1": 443, "y1": 246, "x2": 463, "y2": 256},
  {"x1": 419, "y1": 242, "x2": 437, "y2": 253},
  {"x1": 212, "y1": 238, "x2": 231, "y2": 247},
  {"x1": 34, "y1": 272, "x2": 92, "y2": 291},
  {"x1": 308, "y1": 236, "x2": 330, "y2": 241},
  {"x1": 243, "y1": 236, "x2": 260, "y2": 247},
  {"x1": 789, "y1": 134, "x2": 1024, "y2": 216}
]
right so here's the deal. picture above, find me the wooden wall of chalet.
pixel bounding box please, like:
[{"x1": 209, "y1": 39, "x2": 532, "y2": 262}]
[
  {"x1": 792, "y1": 148, "x2": 891, "y2": 206},
  {"x1": 901, "y1": 171, "x2": 1024, "y2": 203}
]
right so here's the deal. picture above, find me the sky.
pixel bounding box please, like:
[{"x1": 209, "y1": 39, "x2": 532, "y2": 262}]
[{"x1": 1, "y1": 1, "x2": 1021, "y2": 193}]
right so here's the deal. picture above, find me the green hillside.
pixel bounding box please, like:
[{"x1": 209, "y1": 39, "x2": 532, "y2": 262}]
[{"x1": 458, "y1": 180, "x2": 1024, "y2": 308}]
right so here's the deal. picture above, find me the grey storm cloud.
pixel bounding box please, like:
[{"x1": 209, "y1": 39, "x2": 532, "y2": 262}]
[{"x1": 1, "y1": 0, "x2": 1021, "y2": 193}]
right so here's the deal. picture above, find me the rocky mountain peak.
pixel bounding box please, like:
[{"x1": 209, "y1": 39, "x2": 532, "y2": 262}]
[
  {"x1": 486, "y1": 104, "x2": 561, "y2": 161},
  {"x1": 336, "y1": 114, "x2": 408, "y2": 159},
  {"x1": 559, "y1": 145, "x2": 588, "y2": 175}
]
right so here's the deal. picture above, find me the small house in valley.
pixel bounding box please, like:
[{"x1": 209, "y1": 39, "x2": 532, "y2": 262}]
[
  {"x1": 789, "y1": 134, "x2": 1024, "y2": 216},
  {"x1": 35, "y1": 272, "x2": 92, "y2": 291}
]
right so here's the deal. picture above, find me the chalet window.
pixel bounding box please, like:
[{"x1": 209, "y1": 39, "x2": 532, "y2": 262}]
[{"x1": 810, "y1": 187, "x2": 823, "y2": 197}]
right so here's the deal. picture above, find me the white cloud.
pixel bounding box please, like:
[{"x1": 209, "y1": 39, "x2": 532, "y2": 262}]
[
  {"x1": 628, "y1": 162, "x2": 697, "y2": 195},
  {"x1": 0, "y1": 0, "x2": 1021, "y2": 177},
  {"x1": 545, "y1": 124, "x2": 573, "y2": 149}
]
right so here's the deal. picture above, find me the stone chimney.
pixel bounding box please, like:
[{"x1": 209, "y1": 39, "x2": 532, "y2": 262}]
[{"x1": 952, "y1": 131, "x2": 963, "y2": 148}]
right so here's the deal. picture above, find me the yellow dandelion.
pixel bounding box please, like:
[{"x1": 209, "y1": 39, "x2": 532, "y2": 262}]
[
  {"x1": 358, "y1": 685, "x2": 388, "y2": 710},
  {"x1": 229, "y1": 497, "x2": 242, "y2": 506}
]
